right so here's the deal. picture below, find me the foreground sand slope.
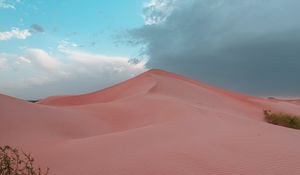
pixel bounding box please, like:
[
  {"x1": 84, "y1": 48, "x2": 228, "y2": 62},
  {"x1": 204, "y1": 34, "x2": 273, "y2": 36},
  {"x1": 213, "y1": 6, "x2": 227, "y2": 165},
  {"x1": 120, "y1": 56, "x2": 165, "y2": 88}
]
[{"x1": 1, "y1": 69, "x2": 300, "y2": 175}]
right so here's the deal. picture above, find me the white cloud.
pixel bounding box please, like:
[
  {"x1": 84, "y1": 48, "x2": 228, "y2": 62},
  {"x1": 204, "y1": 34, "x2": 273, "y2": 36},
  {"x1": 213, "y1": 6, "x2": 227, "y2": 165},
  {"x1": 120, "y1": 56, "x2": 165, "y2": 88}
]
[
  {"x1": 0, "y1": 57, "x2": 7, "y2": 69},
  {"x1": 0, "y1": 0, "x2": 23, "y2": 9},
  {"x1": 0, "y1": 28, "x2": 31, "y2": 41},
  {"x1": 0, "y1": 48, "x2": 148, "y2": 99},
  {"x1": 16, "y1": 56, "x2": 31, "y2": 64},
  {"x1": 143, "y1": 0, "x2": 177, "y2": 25},
  {"x1": 57, "y1": 40, "x2": 78, "y2": 50},
  {"x1": 26, "y1": 48, "x2": 61, "y2": 71},
  {"x1": 63, "y1": 49, "x2": 148, "y2": 77},
  {"x1": 0, "y1": 0, "x2": 15, "y2": 9}
]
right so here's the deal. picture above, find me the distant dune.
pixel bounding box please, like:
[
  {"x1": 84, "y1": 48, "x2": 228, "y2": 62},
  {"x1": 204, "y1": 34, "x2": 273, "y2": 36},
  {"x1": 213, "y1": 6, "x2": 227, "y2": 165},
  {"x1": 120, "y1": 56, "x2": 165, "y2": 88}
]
[
  {"x1": 1, "y1": 69, "x2": 300, "y2": 175},
  {"x1": 268, "y1": 97, "x2": 300, "y2": 106}
]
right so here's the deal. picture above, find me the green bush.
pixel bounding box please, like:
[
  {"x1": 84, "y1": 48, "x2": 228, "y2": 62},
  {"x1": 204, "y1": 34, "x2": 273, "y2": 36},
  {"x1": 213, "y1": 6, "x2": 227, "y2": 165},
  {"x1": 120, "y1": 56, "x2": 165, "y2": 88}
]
[
  {"x1": 264, "y1": 110, "x2": 300, "y2": 130},
  {"x1": 0, "y1": 145, "x2": 49, "y2": 175}
]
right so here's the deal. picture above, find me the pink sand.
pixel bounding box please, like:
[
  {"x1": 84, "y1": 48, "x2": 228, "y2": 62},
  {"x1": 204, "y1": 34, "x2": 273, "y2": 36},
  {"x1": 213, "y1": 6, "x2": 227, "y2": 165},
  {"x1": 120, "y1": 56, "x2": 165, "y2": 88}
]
[{"x1": 1, "y1": 69, "x2": 300, "y2": 175}]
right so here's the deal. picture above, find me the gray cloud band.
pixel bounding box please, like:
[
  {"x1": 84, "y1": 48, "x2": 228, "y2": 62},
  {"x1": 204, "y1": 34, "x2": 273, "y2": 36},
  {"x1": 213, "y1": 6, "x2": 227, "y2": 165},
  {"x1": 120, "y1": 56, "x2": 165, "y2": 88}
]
[{"x1": 130, "y1": 0, "x2": 300, "y2": 96}]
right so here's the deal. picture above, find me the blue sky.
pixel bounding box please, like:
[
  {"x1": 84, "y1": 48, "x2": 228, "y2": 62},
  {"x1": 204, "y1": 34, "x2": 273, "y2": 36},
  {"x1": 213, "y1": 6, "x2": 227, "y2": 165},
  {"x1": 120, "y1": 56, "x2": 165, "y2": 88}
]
[{"x1": 0, "y1": 0, "x2": 144, "y2": 55}]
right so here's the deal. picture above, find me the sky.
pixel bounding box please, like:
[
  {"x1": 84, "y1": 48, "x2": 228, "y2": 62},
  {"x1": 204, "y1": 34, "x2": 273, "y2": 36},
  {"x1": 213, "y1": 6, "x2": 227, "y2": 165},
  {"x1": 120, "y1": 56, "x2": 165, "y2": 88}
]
[
  {"x1": 0, "y1": 0, "x2": 299, "y2": 99},
  {"x1": 0, "y1": 0, "x2": 148, "y2": 99}
]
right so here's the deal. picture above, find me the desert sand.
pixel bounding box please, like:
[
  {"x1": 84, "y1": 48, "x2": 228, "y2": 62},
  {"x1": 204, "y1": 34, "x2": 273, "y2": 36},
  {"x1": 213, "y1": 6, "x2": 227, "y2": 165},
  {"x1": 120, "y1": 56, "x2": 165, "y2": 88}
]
[{"x1": 1, "y1": 69, "x2": 300, "y2": 175}]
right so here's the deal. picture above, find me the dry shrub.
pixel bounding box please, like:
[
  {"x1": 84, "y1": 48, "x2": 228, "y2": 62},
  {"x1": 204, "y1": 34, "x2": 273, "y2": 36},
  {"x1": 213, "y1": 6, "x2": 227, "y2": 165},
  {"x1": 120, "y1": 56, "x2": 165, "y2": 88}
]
[{"x1": 0, "y1": 145, "x2": 49, "y2": 175}]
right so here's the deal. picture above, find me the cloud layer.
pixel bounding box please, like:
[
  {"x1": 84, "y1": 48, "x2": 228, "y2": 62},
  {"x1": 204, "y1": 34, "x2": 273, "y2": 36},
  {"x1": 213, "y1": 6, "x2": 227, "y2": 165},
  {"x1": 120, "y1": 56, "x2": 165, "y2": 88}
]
[
  {"x1": 0, "y1": 48, "x2": 147, "y2": 99},
  {"x1": 130, "y1": 0, "x2": 300, "y2": 96}
]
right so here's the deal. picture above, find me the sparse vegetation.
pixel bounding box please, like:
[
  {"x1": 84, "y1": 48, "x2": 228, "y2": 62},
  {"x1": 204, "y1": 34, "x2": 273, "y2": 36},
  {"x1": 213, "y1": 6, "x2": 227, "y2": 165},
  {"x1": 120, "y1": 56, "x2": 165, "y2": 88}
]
[
  {"x1": 264, "y1": 110, "x2": 300, "y2": 130},
  {"x1": 0, "y1": 145, "x2": 49, "y2": 175},
  {"x1": 27, "y1": 100, "x2": 39, "y2": 103}
]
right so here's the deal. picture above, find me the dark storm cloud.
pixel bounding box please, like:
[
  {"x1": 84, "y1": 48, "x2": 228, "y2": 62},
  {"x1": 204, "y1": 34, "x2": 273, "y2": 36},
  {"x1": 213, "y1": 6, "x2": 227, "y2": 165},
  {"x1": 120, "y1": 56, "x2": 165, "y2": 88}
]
[
  {"x1": 30, "y1": 24, "x2": 44, "y2": 33},
  {"x1": 130, "y1": 0, "x2": 300, "y2": 96}
]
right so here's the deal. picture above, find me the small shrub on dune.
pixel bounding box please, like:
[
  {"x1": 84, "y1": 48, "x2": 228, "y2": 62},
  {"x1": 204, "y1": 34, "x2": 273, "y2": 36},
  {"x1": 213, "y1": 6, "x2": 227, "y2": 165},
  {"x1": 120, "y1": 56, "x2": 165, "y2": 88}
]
[
  {"x1": 0, "y1": 145, "x2": 49, "y2": 175},
  {"x1": 264, "y1": 110, "x2": 300, "y2": 130},
  {"x1": 27, "y1": 100, "x2": 39, "y2": 103}
]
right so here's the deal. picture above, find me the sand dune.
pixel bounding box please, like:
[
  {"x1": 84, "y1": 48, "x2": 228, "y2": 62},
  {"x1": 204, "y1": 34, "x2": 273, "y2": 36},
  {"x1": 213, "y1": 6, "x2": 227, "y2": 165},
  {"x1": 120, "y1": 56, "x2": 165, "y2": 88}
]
[
  {"x1": 1, "y1": 69, "x2": 300, "y2": 175},
  {"x1": 268, "y1": 97, "x2": 300, "y2": 106}
]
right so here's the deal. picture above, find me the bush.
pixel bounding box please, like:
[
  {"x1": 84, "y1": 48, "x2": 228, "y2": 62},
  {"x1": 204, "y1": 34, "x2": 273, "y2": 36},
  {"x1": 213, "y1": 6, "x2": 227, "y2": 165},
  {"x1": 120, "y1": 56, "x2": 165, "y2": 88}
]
[
  {"x1": 27, "y1": 100, "x2": 39, "y2": 103},
  {"x1": 264, "y1": 110, "x2": 300, "y2": 130},
  {"x1": 0, "y1": 145, "x2": 49, "y2": 175}
]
